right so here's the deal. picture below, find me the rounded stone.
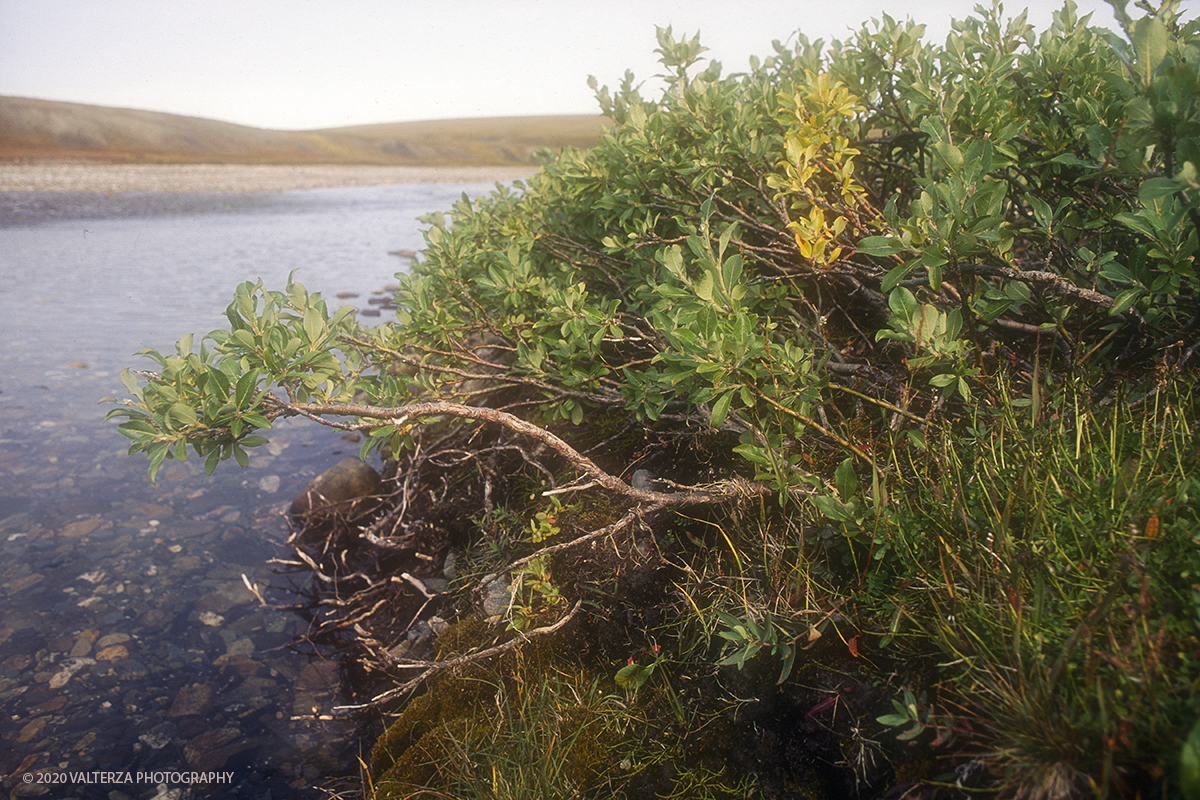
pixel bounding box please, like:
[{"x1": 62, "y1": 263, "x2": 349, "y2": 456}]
[
  {"x1": 287, "y1": 457, "x2": 383, "y2": 538},
  {"x1": 95, "y1": 644, "x2": 129, "y2": 662}
]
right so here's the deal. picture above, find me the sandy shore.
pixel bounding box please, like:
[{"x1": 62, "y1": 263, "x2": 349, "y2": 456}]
[{"x1": 0, "y1": 163, "x2": 537, "y2": 193}]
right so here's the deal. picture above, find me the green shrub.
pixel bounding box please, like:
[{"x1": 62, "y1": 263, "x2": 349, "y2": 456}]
[{"x1": 109, "y1": 2, "x2": 1200, "y2": 796}]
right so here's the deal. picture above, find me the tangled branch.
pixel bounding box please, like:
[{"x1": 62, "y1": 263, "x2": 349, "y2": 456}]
[{"x1": 265, "y1": 397, "x2": 778, "y2": 508}]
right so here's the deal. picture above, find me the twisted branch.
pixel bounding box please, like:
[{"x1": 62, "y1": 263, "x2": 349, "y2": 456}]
[{"x1": 264, "y1": 397, "x2": 775, "y2": 508}]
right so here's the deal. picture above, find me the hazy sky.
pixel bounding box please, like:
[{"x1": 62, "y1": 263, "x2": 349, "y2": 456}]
[{"x1": 0, "y1": 0, "x2": 1149, "y2": 131}]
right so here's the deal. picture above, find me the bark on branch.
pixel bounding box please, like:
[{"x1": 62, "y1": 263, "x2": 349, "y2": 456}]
[
  {"x1": 264, "y1": 397, "x2": 776, "y2": 508},
  {"x1": 958, "y1": 263, "x2": 1115, "y2": 309}
]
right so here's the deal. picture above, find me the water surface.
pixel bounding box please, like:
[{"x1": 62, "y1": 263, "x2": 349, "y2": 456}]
[{"x1": 0, "y1": 181, "x2": 501, "y2": 798}]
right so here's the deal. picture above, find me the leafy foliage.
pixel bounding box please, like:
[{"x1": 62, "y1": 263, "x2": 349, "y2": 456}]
[
  {"x1": 110, "y1": 0, "x2": 1199, "y2": 487},
  {"x1": 108, "y1": 1, "x2": 1200, "y2": 796}
]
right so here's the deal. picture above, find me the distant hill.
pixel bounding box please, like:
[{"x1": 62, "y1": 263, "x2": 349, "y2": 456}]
[{"x1": 0, "y1": 96, "x2": 609, "y2": 166}]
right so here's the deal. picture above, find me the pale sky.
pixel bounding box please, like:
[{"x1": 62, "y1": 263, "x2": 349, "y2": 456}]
[{"x1": 0, "y1": 0, "x2": 1154, "y2": 131}]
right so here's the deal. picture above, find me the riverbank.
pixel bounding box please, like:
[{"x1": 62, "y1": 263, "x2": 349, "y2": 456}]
[{"x1": 0, "y1": 163, "x2": 537, "y2": 193}]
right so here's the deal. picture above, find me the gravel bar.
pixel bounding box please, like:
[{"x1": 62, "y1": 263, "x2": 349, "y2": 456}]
[{"x1": 0, "y1": 163, "x2": 536, "y2": 193}]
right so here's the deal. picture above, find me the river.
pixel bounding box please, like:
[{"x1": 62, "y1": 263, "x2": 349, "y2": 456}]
[{"x1": 0, "y1": 179, "x2": 509, "y2": 798}]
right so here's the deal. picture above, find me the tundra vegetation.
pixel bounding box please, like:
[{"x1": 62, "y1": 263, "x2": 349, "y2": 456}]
[{"x1": 106, "y1": 1, "x2": 1200, "y2": 797}]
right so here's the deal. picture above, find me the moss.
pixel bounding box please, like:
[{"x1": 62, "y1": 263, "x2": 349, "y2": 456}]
[
  {"x1": 432, "y1": 615, "x2": 489, "y2": 659},
  {"x1": 369, "y1": 617, "x2": 503, "y2": 791},
  {"x1": 372, "y1": 715, "x2": 482, "y2": 799},
  {"x1": 889, "y1": 747, "x2": 937, "y2": 787},
  {"x1": 368, "y1": 606, "x2": 636, "y2": 798},
  {"x1": 551, "y1": 698, "x2": 623, "y2": 788},
  {"x1": 370, "y1": 674, "x2": 493, "y2": 784}
]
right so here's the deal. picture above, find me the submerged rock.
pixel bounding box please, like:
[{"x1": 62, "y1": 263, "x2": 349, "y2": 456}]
[
  {"x1": 287, "y1": 457, "x2": 384, "y2": 540},
  {"x1": 168, "y1": 682, "x2": 217, "y2": 718}
]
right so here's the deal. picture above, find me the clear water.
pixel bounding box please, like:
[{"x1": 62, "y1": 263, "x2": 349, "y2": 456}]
[{"x1": 0, "y1": 181, "x2": 504, "y2": 798}]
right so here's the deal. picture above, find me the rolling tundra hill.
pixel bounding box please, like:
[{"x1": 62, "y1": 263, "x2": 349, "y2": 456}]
[{"x1": 0, "y1": 95, "x2": 609, "y2": 166}]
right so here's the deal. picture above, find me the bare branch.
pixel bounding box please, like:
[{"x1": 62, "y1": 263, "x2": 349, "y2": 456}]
[
  {"x1": 332, "y1": 599, "x2": 584, "y2": 715},
  {"x1": 958, "y1": 263, "x2": 1115, "y2": 309},
  {"x1": 264, "y1": 397, "x2": 777, "y2": 508}
]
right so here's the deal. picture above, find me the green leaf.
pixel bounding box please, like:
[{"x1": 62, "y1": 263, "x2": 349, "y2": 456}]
[
  {"x1": 732, "y1": 443, "x2": 771, "y2": 466},
  {"x1": 812, "y1": 494, "x2": 854, "y2": 523},
  {"x1": 857, "y1": 236, "x2": 907, "y2": 257},
  {"x1": 717, "y1": 650, "x2": 749, "y2": 669},
  {"x1": 146, "y1": 444, "x2": 170, "y2": 483},
  {"x1": 718, "y1": 221, "x2": 736, "y2": 261},
  {"x1": 119, "y1": 368, "x2": 142, "y2": 397},
  {"x1": 710, "y1": 389, "x2": 735, "y2": 428},
  {"x1": 833, "y1": 457, "x2": 859, "y2": 498},
  {"x1": 876, "y1": 713, "x2": 910, "y2": 727},
  {"x1": 776, "y1": 641, "x2": 796, "y2": 684},
  {"x1": 117, "y1": 418, "x2": 156, "y2": 436},
  {"x1": 720, "y1": 254, "x2": 743, "y2": 295},
  {"x1": 1051, "y1": 153, "x2": 1092, "y2": 168},
  {"x1": 1181, "y1": 719, "x2": 1200, "y2": 800},
  {"x1": 136, "y1": 348, "x2": 168, "y2": 369},
  {"x1": 932, "y1": 142, "x2": 964, "y2": 174},
  {"x1": 234, "y1": 370, "x2": 258, "y2": 408},
  {"x1": 232, "y1": 328, "x2": 258, "y2": 350},
  {"x1": 1111, "y1": 288, "x2": 1142, "y2": 315},
  {"x1": 922, "y1": 251, "x2": 947, "y2": 292},
  {"x1": 1099, "y1": 261, "x2": 1134, "y2": 283},
  {"x1": 888, "y1": 287, "x2": 919, "y2": 320},
  {"x1": 1131, "y1": 15, "x2": 1168, "y2": 87},
  {"x1": 169, "y1": 403, "x2": 198, "y2": 427},
  {"x1": 615, "y1": 662, "x2": 653, "y2": 690},
  {"x1": 242, "y1": 413, "x2": 273, "y2": 430},
  {"x1": 1139, "y1": 177, "x2": 1179, "y2": 202},
  {"x1": 1029, "y1": 196, "x2": 1053, "y2": 231},
  {"x1": 881, "y1": 260, "x2": 920, "y2": 293}
]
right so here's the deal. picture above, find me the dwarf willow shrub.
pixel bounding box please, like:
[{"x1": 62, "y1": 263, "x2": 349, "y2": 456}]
[
  {"x1": 109, "y1": 1, "x2": 1197, "y2": 490},
  {"x1": 106, "y1": 1, "x2": 1199, "y2": 795}
]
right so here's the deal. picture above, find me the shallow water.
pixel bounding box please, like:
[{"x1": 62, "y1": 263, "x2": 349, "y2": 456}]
[{"x1": 0, "y1": 181, "x2": 504, "y2": 798}]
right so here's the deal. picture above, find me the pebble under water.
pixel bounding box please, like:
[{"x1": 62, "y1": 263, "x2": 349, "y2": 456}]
[{"x1": 0, "y1": 181, "x2": 508, "y2": 798}]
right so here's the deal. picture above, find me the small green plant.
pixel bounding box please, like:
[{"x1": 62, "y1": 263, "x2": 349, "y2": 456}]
[
  {"x1": 508, "y1": 555, "x2": 562, "y2": 632},
  {"x1": 1182, "y1": 718, "x2": 1200, "y2": 800},
  {"x1": 614, "y1": 643, "x2": 664, "y2": 695},
  {"x1": 876, "y1": 687, "x2": 959, "y2": 747},
  {"x1": 715, "y1": 609, "x2": 797, "y2": 685},
  {"x1": 526, "y1": 497, "x2": 564, "y2": 543}
]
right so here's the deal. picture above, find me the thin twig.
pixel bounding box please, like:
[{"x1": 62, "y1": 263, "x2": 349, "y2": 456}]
[
  {"x1": 472, "y1": 506, "x2": 652, "y2": 601},
  {"x1": 332, "y1": 600, "x2": 584, "y2": 715}
]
